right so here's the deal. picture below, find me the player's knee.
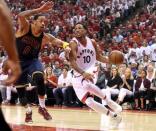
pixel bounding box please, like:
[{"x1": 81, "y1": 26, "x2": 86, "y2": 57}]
[
  {"x1": 32, "y1": 72, "x2": 44, "y2": 85},
  {"x1": 32, "y1": 72, "x2": 45, "y2": 96},
  {"x1": 85, "y1": 97, "x2": 94, "y2": 107}
]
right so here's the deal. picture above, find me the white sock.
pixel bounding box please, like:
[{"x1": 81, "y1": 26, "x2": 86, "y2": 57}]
[
  {"x1": 106, "y1": 99, "x2": 122, "y2": 114},
  {"x1": 26, "y1": 106, "x2": 32, "y2": 114},
  {"x1": 85, "y1": 97, "x2": 116, "y2": 117},
  {"x1": 39, "y1": 98, "x2": 45, "y2": 108}
]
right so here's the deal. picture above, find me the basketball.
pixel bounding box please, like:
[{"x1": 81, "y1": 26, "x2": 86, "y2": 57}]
[{"x1": 109, "y1": 50, "x2": 124, "y2": 65}]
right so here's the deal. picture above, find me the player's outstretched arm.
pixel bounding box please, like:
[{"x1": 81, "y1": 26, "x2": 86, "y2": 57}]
[
  {"x1": 92, "y1": 39, "x2": 109, "y2": 64},
  {"x1": 44, "y1": 33, "x2": 69, "y2": 48}
]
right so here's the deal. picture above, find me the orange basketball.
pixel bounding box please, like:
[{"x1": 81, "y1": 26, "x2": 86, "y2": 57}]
[{"x1": 109, "y1": 50, "x2": 124, "y2": 65}]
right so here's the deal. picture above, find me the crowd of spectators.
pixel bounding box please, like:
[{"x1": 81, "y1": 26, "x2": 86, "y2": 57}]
[{"x1": 0, "y1": 0, "x2": 155, "y2": 111}]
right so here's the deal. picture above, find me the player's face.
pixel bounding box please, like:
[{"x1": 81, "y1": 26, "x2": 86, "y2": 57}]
[
  {"x1": 35, "y1": 16, "x2": 46, "y2": 32},
  {"x1": 74, "y1": 24, "x2": 86, "y2": 38}
]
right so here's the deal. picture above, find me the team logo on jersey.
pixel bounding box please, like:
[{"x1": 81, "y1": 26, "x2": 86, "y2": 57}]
[
  {"x1": 77, "y1": 49, "x2": 95, "y2": 63},
  {"x1": 22, "y1": 36, "x2": 40, "y2": 49},
  {"x1": 78, "y1": 49, "x2": 94, "y2": 57}
]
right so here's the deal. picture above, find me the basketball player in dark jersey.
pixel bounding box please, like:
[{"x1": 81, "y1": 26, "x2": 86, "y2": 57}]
[
  {"x1": 0, "y1": 0, "x2": 21, "y2": 130},
  {"x1": 15, "y1": 1, "x2": 70, "y2": 123}
]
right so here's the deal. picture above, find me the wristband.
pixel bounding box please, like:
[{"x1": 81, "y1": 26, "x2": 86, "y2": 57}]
[{"x1": 63, "y1": 42, "x2": 69, "y2": 49}]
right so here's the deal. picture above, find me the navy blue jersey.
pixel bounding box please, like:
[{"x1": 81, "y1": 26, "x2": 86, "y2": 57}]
[{"x1": 16, "y1": 25, "x2": 44, "y2": 61}]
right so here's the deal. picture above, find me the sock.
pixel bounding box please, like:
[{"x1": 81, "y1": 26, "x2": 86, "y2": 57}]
[
  {"x1": 26, "y1": 106, "x2": 32, "y2": 114},
  {"x1": 106, "y1": 99, "x2": 122, "y2": 114},
  {"x1": 85, "y1": 97, "x2": 115, "y2": 117},
  {"x1": 39, "y1": 98, "x2": 45, "y2": 108}
]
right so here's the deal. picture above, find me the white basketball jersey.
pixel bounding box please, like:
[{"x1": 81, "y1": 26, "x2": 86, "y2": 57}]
[{"x1": 71, "y1": 37, "x2": 96, "y2": 75}]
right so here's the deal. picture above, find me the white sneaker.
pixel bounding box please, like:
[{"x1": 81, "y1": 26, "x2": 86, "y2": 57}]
[{"x1": 109, "y1": 114, "x2": 122, "y2": 129}]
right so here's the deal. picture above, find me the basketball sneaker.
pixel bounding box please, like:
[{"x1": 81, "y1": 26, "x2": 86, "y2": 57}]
[
  {"x1": 38, "y1": 106, "x2": 52, "y2": 120},
  {"x1": 109, "y1": 114, "x2": 122, "y2": 129},
  {"x1": 25, "y1": 111, "x2": 33, "y2": 123}
]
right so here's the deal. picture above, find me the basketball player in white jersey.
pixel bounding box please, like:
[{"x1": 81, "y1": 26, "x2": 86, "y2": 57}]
[{"x1": 69, "y1": 23, "x2": 122, "y2": 128}]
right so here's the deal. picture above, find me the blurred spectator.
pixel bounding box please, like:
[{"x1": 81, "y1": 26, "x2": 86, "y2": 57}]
[
  {"x1": 53, "y1": 61, "x2": 62, "y2": 77},
  {"x1": 117, "y1": 68, "x2": 134, "y2": 105},
  {"x1": 102, "y1": 66, "x2": 123, "y2": 106},
  {"x1": 113, "y1": 31, "x2": 124, "y2": 43},
  {"x1": 53, "y1": 67, "x2": 73, "y2": 107},
  {"x1": 118, "y1": 63, "x2": 127, "y2": 78},
  {"x1": 44, "y1": 66, "x2": 58, "y2": 106},
  {"x1": 134, "y1": 70, "x2": 151, "y2": 110}
]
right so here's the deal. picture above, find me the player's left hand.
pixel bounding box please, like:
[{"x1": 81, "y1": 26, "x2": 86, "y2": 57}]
[
  {"x1": 64, "y1": 46, "x2": 71, "y2": 60},
  {"x1": 82, "y1": 72, "x2": 94, "y2": 83}
]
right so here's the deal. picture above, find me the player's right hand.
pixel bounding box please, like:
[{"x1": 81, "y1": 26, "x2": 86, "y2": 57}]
[
  {"x1": 82, "y1": 72, "x2": 94, "y2": 82},
  {"x1": 1, "y1": 59, "x2": 21, "y2": 85},
  {"x1": 39, "y1": 1, "x2": 54, "y2": 13}
]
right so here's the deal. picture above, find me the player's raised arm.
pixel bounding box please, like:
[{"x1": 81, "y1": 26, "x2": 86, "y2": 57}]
[{"x1": 18, "y1": 1, "x2": 53, "y2": 31}]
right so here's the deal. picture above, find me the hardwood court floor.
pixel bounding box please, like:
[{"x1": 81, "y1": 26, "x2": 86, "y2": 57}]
[{"x1": 1, "y1": 105, "x2": 156, "y2": 131}]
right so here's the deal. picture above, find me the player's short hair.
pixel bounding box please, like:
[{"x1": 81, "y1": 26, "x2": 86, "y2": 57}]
[
  {"x1": 74, "y1": 23, "x2": 87, "y2": 30},
  {"x1": 33, "y1": 15, "x2": 44, "y2": 20}
]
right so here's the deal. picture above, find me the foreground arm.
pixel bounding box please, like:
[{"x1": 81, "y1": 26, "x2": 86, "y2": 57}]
[{"x1": 0, "y1": 0, "x2": 21, "y2": 85}]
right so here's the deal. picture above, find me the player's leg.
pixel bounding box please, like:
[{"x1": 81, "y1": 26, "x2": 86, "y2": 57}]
[
  {"x1": 30, "y1": 59, "x2": 52, "y2": 120},
  {"x1": 15, "y1": 62, "x2": 33, "y2": 123},
  {"x1": 85, "y1": 96, "x2": 116, "y2": 117},
  {"x1": 83, "y1": 82, "x2": 122, "y2": 114},
  {"x1": 102, "y1": 88, "x2": 111, "y2": 106},
  {"x1": 84, "y1": 96, "x2": 122, "y2": 128}
]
